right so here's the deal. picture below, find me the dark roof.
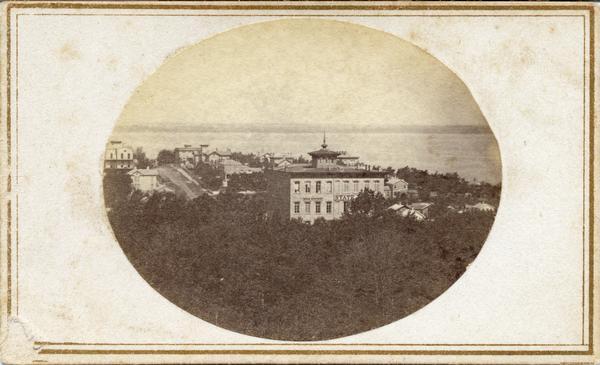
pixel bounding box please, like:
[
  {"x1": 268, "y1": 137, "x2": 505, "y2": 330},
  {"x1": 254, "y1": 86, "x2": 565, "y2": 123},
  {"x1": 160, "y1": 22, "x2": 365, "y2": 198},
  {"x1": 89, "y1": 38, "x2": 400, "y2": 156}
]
[
  {"x1": 307, "y1": 148, "x2": 341, "y2": 158},
  {"x1": 208, "y1": 150, "x2": 232, "y2": 157},
  {"x1": 410, "y1": 202, "x2": 433, "y2": 210}
]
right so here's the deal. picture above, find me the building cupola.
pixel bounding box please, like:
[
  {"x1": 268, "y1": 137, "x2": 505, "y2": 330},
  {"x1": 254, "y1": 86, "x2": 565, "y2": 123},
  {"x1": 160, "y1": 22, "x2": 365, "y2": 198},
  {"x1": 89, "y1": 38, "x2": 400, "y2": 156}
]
[{"x1": 308, "y1": 133, "x2": 341, "y2": 168}]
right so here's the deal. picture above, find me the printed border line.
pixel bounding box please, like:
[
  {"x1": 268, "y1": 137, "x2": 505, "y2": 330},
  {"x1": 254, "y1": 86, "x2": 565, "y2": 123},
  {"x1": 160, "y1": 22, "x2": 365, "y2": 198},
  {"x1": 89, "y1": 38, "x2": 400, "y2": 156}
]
[
  {"x1": 4, "y1": 1, "x2": 595, "y2": 357},
  {"x1": 14, "y1": 14, "x2": 591, "y2": 17},
  {"x1": 32, "y1": 341, "x2": 589, "y2": 347},
  {"x1": 582, "y1": 13, "x2": 586, "y2": 346},
  {"x1": 14, "y1": 12, "x2": 19, "y2": 318},
  {"x1": 588, "y1": 4, "x2": 595, "y2": 355},
  {"x1": 3, "y1": 2, "x2": 598, "y2": 12},
  {"x1": 35, "y1": 348, "x2": 593, "y2": 356}
]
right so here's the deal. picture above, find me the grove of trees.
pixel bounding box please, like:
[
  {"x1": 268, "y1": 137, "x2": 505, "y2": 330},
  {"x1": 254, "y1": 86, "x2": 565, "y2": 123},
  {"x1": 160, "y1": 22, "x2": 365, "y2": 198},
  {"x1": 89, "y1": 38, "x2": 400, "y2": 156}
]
[
  {"x1": 105, "y1": 176, "x2": 496, "y2": 341},
  {"x1": 133, "y1": 147, "x2": 151, "y2": 169},
  {"x1": 157, "y1": 149, "x2": 176, "y2": 165}
]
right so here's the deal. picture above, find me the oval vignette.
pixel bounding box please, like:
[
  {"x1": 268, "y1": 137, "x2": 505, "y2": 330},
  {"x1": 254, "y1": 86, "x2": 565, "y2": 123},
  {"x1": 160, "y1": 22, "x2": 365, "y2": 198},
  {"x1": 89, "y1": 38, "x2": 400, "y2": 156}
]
[{"x1": 102, "y1": 19, "x2": 502, "y2": 341}]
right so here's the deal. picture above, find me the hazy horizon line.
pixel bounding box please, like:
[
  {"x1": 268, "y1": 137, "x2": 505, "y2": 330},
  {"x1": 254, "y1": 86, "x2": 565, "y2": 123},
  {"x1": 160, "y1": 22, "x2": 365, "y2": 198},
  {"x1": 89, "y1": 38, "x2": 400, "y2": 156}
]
[{"x1": 114, "y1": 123, "x2": 493, "y2": 135}]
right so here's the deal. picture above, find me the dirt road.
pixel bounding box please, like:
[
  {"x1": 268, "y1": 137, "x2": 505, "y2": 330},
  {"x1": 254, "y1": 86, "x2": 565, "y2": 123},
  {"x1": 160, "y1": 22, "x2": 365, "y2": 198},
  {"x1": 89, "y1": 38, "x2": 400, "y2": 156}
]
[{"x1": 157, "y1": 165, "x2": 209, "y2": 200}]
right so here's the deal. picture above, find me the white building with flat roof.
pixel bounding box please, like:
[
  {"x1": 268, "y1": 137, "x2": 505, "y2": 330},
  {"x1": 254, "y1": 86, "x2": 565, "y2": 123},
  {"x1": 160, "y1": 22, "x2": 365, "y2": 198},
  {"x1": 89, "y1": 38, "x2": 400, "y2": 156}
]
[{"x1": 266, "y1": 136, "x2": 386, "y2": 223}]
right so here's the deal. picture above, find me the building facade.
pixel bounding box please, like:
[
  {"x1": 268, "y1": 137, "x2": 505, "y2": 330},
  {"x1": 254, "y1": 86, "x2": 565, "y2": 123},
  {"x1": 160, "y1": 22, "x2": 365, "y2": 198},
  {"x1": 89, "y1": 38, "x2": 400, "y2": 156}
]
[
  {"x1": 267, "y1": 137, "x2": 386, "y2": 223},
  {"x1": 104, "y1": 141, "x2": 134, "y2": 170},
  {"x1": 384, "y1": 177, "x2": 409, "y2": 199},
  {"x1": 128, "y1": 168, "x2": 160, "y2": 192},
  {"x1": 387, "y1": 203, "x2": 428, "y2": 221},
  {"x1": 207, "y1": 149, "x2": 232, "y2": 165},
  {"x1": 175, "y1": 144, "x2": 209, "y2": 167}
]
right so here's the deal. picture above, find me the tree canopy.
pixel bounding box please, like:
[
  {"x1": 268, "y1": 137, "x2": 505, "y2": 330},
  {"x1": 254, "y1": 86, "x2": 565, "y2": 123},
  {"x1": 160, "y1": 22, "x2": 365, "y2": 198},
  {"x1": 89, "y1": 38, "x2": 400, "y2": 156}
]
[
  {"x1": 105, "y1": 177, "x2": 495, "y2": 340},
  {"x1": 157, "y1": 149, "x2": 176, "y2": 165}
]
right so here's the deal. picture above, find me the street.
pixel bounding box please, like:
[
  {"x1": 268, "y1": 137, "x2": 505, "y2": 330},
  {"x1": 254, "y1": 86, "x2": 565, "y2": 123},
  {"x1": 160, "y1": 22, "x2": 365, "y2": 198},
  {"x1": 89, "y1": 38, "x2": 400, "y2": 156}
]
[{"x1": 157, "y1": 165, "x2": 209, "y2": 200}]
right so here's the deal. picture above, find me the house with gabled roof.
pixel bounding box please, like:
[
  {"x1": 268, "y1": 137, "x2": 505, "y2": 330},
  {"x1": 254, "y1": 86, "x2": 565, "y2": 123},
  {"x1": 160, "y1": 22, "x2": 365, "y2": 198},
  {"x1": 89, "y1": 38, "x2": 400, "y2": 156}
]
[
  {"x1": 384, "y1": 177, "x2": 409, "y2": 199},
  {"x1": 207, "y1": 149, "x2": 232, "y2": 165},
  {"x1": 128, "y1": 168, "x2": 160, "y2": 192}
]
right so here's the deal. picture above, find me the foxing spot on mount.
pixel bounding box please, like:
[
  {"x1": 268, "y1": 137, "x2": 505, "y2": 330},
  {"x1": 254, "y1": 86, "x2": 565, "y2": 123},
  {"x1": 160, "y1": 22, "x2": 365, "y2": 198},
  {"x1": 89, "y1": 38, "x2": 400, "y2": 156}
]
[{"x1": 103, "y1": 19, "x2": 502, "y2": 341}]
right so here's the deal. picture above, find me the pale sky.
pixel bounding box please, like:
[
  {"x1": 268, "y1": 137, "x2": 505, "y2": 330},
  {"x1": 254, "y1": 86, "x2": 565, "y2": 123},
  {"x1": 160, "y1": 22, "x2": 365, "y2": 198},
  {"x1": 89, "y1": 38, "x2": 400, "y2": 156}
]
[{"x1": 115, "y1": 18, "x2": 490, "y2": 132}]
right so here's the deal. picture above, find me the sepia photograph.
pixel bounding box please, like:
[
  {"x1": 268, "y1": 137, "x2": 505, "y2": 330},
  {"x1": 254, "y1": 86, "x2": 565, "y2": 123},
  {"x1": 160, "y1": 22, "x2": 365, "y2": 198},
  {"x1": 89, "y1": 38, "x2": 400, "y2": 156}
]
[
  {"x1": 1, "y1": 2, "x2": 595, "y2": 364},
  {"x1": 103, "y1": 19, "x2": 501, "y2": 341}
]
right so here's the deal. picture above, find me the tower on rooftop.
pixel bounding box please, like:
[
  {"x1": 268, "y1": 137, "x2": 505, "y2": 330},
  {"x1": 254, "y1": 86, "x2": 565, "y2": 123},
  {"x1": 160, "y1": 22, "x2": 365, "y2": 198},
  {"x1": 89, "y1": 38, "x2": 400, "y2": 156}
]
[{"x1": 308, "y1": 133, "x2": 341, "y2": 169}]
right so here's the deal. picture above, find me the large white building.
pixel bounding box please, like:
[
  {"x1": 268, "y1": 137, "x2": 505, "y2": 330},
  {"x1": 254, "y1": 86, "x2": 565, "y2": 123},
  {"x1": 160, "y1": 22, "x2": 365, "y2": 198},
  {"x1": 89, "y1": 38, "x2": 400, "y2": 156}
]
[
  {"x1": 266, "y1": 137, "x2": 386, "y2": 223},
  {"x1": 104, "y1": 141, "x2": 134, "y2": 170}
]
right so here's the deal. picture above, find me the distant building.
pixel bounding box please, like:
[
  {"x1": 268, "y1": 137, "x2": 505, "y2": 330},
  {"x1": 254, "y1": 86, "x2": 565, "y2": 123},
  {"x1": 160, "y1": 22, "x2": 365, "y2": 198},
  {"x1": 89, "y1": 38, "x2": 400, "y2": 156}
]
[
  {"x1": 104, "y1": 141, "x2": 134, "y2": 171},
  {"x1": 220, "y1": 159, "x2": 262, "y2": 176},
  {"x1": 207, "y1": 149, "x2": 232, "y2": 165},
  {"x1": 266, "y1": 135, "x2": 386, "y2": 223},
  {"x1": 410, "y1": 202, "x2": 433, "y2": 217},
  {"x1": 273, "y1": 158, "x2": 294, "y2": 170},
  {"x1": 384, "y1": 177, "x2": 409, "y2": 199},
  {"x1": 387, "y1": 202, "x2": 432, "y2": 221},
  {"x1": 337, "y1": 151, "x2": 360, "y2": 167},
  {"x1": 128, "y1": 168, "x2": 160, "y2": 192},
  {"x1": 175, "y1": 144, "x2": 208, "y2": 167},
  {"x1": 262, "y1": 152, "x2": 294, "y2": 166}
]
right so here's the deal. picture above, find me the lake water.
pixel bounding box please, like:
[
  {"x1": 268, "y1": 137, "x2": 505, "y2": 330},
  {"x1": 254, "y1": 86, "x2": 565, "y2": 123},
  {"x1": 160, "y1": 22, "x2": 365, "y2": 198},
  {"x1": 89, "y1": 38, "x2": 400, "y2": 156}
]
[{"x1": 111, "y1": 131, "x2": 502, "y2": 184}]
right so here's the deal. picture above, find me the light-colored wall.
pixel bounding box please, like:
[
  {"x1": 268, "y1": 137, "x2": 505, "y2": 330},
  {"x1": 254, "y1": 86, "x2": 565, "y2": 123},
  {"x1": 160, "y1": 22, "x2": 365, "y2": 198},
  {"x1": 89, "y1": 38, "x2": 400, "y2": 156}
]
[
  {"x1": 207, "y1": 154, "x2": 225, "y2": 164},
  {"x1": 105, "y1": 144, "x2": 134, "y2": 169},
  {"x1": 105, "y1": 147, "x2": 133, "y2": 160},
  {"x1": 132, "y1": 175, "x2": 158, "y2": 192},
  {"x1": 222, "y1": 164, "x2": 261, "y2": 176},
  {"x1": 387, "y1": 180, "x2": 409, "y2": 199},
  {"x1": 289, "y1": 177, "x2": 383, "y2": 222}
]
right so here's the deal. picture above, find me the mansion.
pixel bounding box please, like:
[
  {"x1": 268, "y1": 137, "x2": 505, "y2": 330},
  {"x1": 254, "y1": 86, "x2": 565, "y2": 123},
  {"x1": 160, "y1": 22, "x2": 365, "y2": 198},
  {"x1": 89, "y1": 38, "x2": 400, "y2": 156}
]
[{"x1": 266, "y1": 137, "x2": 386, "y2": 223}]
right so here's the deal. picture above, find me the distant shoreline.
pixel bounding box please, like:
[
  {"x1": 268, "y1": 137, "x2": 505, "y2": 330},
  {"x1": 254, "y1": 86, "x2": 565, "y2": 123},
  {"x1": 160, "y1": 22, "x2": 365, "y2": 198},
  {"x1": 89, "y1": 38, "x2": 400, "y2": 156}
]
[{"x1": 108, "y1": 129, "x2": 501, "y2": 185}]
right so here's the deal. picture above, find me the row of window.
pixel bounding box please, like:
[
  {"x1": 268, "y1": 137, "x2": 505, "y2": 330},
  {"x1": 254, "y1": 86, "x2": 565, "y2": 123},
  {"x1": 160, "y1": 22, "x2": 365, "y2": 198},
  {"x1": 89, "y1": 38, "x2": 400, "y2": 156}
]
[
  {"x1": 293, "y1": 179, "x2": 380, "y2": 194},
  {"x1": 105, "y1": 162, "x2": 132, "y2": 169},
  {"x1": 108, "y1": 152, "x2": 132, "y2": 160},
  {"x1": 293, "y1": 201, "x2": 334, "y2": 214}
]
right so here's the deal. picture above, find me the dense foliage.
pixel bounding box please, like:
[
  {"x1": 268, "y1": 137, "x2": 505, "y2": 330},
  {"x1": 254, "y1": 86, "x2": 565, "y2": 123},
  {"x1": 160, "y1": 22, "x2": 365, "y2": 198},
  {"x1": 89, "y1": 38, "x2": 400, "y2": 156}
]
[
  {"x1": 133, "y1": 147, "x2": 151, "y2": 169},
  {"x1": 395, "y1": 166, "x2": 501, "y2": 205},
  {"x1": 103, "y1": 172, "x2": 132, "y2": 208},
  {"x1": 193, "y1": 162, "x2": 223, "y2": 191},
  {"x1": 157, "y1": 149, "x2": 176, "y2": 165},
  {"x1": 230, "y1": 152, "x2": 262, "y2": 168},
  {"x1": 227, "y1": 172, "x2": 267, "y2": 192},
  {"x1": 106, "y1": 180, "x2": 495, "y2": 340}
]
